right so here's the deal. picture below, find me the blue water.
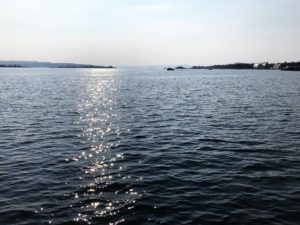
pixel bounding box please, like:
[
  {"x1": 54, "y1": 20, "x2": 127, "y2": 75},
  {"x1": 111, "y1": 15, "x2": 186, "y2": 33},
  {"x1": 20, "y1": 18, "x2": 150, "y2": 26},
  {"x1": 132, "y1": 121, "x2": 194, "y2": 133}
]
[{"x1": 0, "y1": 68, "x2": 300, "y2": 225}]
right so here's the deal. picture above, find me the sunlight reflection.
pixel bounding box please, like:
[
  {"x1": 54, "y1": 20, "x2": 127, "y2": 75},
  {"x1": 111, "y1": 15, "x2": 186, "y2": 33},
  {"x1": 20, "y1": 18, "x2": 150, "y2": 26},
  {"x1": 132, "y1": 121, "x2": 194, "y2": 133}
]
[
  {"x1": 68, "y1": 70, "x2": 139, "y2": 224},
  {"x1": 82, "y1": 68, "x2": 119, "y2": 77}
]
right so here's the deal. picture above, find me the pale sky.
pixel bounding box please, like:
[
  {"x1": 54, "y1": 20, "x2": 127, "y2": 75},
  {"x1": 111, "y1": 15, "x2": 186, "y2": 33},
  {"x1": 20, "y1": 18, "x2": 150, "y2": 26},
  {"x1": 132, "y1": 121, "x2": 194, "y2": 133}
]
[{"x1": 0, "y1": 0, "x2": 300, "y2": 66}]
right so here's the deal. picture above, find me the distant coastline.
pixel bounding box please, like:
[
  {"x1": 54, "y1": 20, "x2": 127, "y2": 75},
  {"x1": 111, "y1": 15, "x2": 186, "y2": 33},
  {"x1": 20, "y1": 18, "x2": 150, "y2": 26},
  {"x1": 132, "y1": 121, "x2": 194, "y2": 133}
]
[
  {"x1": 0, "y1": 60, "x2": 114, "y2": 69},
  {"x1": 1, "y1": 60, "x2": 300, "y2": 71},
  {"x1": 0, "y1": 64, "x2": 23, "y2": 68},
  {"x1": 166, "y1": 61, "x2": 300, "y2": 71}
]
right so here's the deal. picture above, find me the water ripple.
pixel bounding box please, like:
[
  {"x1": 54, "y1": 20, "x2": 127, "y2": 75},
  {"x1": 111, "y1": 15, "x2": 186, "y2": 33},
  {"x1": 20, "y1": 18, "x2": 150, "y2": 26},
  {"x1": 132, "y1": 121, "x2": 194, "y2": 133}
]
[{"x1": 0, "y1": 68, "x2": 299, "y2": 225}]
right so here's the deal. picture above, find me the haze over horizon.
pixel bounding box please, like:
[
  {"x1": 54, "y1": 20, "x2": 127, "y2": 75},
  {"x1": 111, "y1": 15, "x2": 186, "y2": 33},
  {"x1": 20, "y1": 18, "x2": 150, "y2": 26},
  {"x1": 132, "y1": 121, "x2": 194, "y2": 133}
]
[{"x1": 1, "y1": 0, "x2": 300, "y2": 66}]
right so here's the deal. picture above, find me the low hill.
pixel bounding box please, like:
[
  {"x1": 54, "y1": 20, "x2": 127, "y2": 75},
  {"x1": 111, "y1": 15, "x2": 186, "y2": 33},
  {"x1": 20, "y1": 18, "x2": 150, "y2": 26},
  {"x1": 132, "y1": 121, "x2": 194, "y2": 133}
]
[{"x1": 0, "y1": 60, "x2": 114, "y2": 68}]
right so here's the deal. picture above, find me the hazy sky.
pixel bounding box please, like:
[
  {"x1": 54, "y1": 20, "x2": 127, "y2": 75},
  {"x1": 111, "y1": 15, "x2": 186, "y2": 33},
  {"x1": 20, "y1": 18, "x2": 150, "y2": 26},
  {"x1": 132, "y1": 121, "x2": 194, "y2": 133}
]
[{"x1": 1, "y1": 0, "x2": 300, "y2": 66}]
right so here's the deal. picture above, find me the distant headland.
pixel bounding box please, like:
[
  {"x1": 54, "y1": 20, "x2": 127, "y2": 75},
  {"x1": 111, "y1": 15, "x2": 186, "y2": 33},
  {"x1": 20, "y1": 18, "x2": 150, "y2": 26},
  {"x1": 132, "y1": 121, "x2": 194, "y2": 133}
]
[
  {"x1": 0, "y1": 60, "x2": 114, "y2": 69},
  {"x1": 166, "y1": 62, "x2": 300, "y2": 71}
]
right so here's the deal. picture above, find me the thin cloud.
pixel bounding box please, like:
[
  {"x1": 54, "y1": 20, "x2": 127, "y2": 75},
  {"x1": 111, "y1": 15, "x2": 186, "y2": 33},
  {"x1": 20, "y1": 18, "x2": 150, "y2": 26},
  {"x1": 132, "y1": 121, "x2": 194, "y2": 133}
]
[{"x1": 119, "y1": 3, "x2": 178, "y2": 14}]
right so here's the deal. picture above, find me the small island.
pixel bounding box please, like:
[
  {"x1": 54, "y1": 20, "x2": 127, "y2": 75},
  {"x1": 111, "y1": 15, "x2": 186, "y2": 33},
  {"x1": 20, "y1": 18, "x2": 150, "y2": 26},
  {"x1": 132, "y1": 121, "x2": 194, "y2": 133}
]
[{"x1": 166, "y1": 67, "x2": 175, "y2": 71}]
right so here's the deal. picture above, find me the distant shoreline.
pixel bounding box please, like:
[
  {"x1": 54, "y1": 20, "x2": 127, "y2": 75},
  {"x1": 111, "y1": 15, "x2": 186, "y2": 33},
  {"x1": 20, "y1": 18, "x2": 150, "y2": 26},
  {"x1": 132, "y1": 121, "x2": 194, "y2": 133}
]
[
  {"x1": 0, "y1": 64, "x2": 24, "y2": 68},
  {"x1": 0, "y1": 60, "x2": 114, "y2": 69},
  {"x1": 1, "y1": 60, "x2": 300, "y2": 71},
  {"x1": 166, "y1": 62, "x2": 300, "y2": 71}
]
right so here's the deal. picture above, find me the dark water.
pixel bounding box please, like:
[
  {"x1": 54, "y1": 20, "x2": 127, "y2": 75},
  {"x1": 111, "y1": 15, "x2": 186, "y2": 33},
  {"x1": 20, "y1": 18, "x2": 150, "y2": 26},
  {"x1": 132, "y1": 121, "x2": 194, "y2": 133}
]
[{"x1": 0, "y1": 68, "x2": 300, "y2": 225}]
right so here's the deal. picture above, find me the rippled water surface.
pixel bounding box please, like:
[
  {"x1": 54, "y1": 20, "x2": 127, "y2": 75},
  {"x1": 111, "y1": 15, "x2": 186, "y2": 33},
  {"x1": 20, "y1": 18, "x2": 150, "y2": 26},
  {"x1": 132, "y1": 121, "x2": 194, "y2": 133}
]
[{"x1": 0, "y1": 68, "x2": 300, "y2": 225}]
